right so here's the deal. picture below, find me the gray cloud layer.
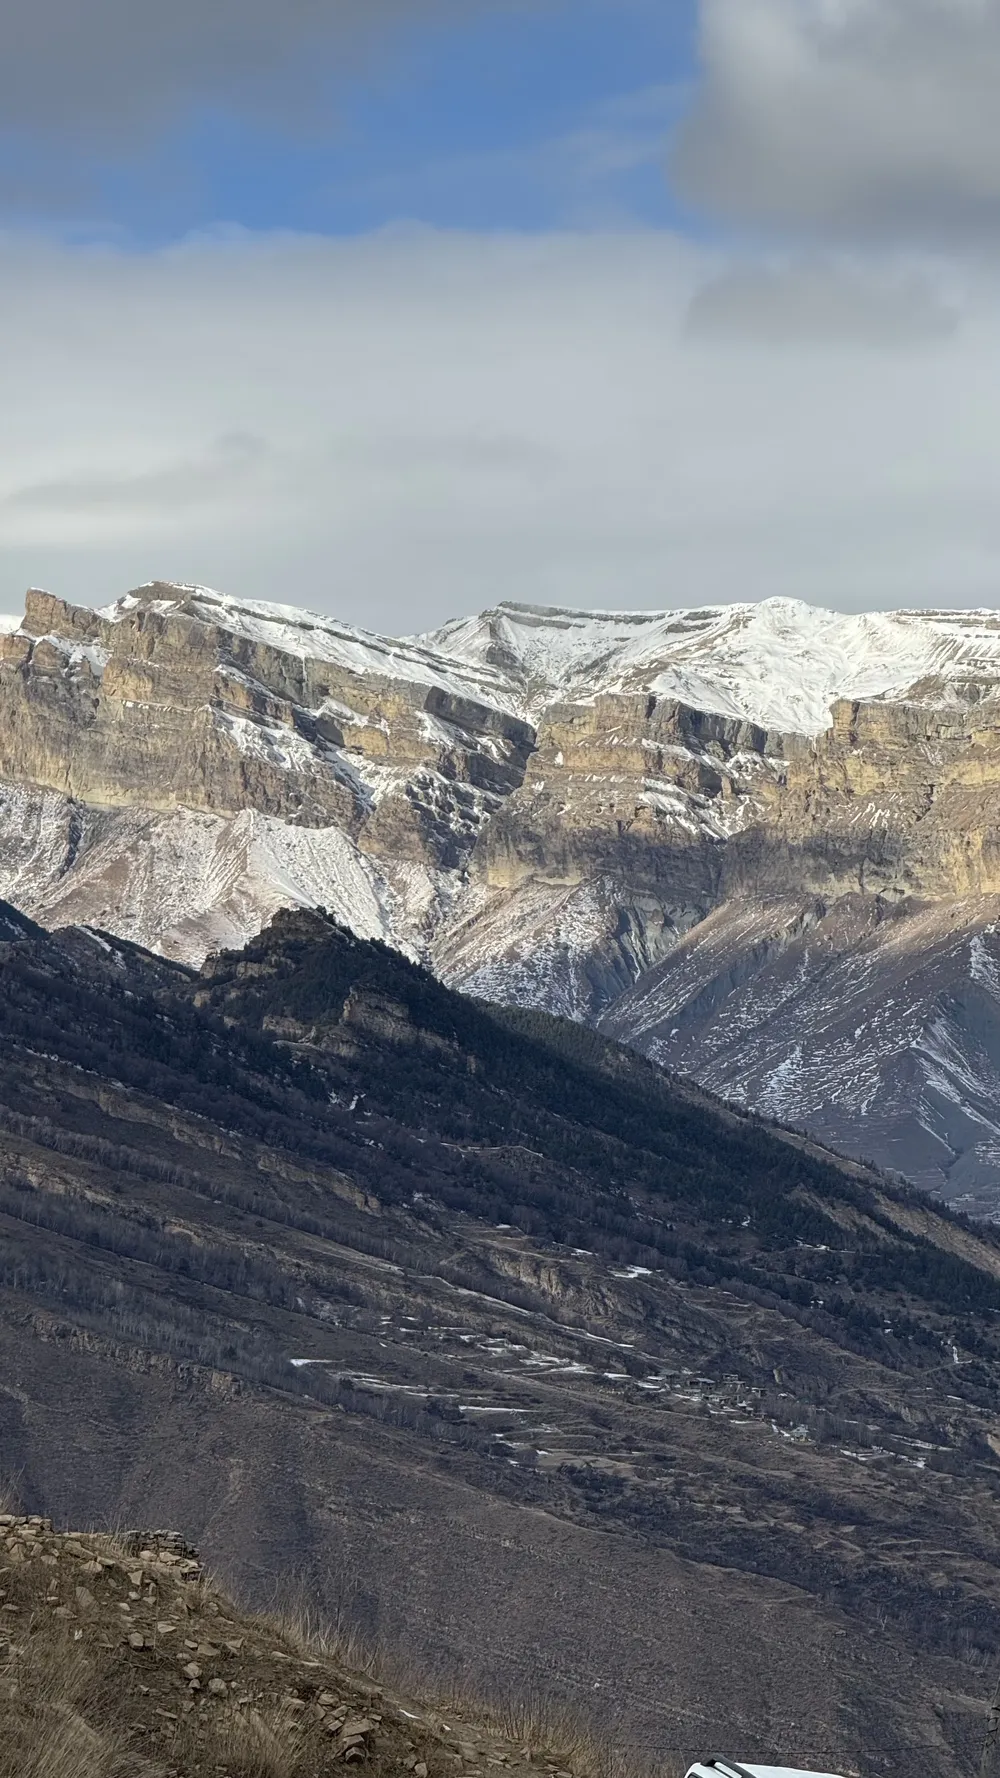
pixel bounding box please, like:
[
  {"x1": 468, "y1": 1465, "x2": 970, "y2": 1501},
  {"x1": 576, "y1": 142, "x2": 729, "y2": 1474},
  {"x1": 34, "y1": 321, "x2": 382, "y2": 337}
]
[
  {"x1": 674, "y1": 0, "x2": 1000, "y2": 242},
  {"x1": 686, "y1": 260, "x2": 958, "y2": 347},
  {"x1": 0, "y1": 228, "x2": 997, "y2": 630},
  {"x1": 0, "y1": 0, "x2": 509, "y2": 140}
]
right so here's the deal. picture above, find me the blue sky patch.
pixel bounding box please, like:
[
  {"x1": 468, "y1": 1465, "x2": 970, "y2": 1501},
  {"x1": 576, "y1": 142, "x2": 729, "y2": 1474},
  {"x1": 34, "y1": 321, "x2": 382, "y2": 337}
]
[{"x1": 0, "y1": 0, "x2": 698, "y2": 242}]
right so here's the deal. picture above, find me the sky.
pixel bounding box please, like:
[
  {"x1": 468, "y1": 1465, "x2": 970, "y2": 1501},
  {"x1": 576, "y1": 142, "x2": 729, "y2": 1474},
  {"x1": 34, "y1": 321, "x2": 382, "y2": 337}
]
[{"x1": 3, "y1": 0, "x2": 1000, "y2": 632}]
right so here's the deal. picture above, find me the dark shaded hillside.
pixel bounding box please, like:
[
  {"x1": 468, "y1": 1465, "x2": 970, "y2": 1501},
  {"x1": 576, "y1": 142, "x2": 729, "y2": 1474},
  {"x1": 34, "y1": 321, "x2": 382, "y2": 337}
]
[
  {"x1": 0, "y1": 907, "x2": 998, "y2": 1776},
  {"x1": 199, "y1": 912, "x2": 1000, "y2": 1333}
]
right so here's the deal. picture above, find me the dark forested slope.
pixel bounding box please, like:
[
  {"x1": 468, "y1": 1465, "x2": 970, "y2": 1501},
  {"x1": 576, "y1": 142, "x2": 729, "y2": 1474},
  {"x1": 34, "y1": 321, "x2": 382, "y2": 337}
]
[
  {"x1": 198, "y1": 911, "x2": 1000, "y2": 1330},
  {"x1": 0, "y1": 907, "x2": 998, "y2": 1777}
]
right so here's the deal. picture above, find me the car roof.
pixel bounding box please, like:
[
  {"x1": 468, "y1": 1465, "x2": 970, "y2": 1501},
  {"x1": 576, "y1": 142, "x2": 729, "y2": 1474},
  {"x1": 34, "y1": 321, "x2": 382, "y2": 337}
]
[{"x1": 685, "y1": 1760, "x2": 850, "y2": 1778}]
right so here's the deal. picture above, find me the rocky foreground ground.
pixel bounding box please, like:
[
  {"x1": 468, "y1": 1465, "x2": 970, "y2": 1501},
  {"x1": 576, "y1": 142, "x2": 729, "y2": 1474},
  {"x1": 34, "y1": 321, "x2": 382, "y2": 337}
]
[{"x1": 0, "y1": 1510, "x2": 603, "y2": 1778}]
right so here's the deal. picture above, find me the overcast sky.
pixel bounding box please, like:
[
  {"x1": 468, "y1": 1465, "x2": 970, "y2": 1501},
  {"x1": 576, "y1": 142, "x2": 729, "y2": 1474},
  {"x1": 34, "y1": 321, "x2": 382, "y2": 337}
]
[{"x1": 1, "y1": 0, "x2": 999, "y2": 631}]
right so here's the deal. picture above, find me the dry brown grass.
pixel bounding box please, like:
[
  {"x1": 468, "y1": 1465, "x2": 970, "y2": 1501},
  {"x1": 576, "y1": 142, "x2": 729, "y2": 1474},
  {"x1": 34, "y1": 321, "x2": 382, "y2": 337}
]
[
  {"x1": 0, "y1": 1594, "x2": 322, "y2": 1778},
  {"x1": 3, "y1": 1714, "x2": 121, "y2": 1778},
  {"x1": 266, "y1": 1596, "x2": 672, "y2": 1778},
  {"x1": 172, "y1": 1700, "x2": 303, "y2": 1778},
  {"x1": 0, "y1": 1476, "x2": 23, "y2": 1517},
  {"x1": 435, "y1": 1679, "x2": 675, "y2": 1778},
  {"x1": 266, "y1": 1597, "x2": 380, "y2": 1679},
  {"x1": 0, "y1": 1638, "x2": 140, "y2": 1778}
]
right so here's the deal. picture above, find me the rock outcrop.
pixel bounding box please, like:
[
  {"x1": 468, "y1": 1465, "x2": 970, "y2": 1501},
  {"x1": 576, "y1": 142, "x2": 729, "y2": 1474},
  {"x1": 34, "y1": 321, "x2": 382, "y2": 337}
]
[{"x1": 0, "y1": 1511, "x2": 548, "y2": 1778}]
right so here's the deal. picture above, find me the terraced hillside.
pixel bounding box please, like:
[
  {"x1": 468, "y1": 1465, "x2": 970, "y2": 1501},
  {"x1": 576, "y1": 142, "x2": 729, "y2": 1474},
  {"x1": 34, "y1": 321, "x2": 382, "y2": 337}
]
[{"x1": 0, "y1": 904, "x2": 998, "y2": 1774}]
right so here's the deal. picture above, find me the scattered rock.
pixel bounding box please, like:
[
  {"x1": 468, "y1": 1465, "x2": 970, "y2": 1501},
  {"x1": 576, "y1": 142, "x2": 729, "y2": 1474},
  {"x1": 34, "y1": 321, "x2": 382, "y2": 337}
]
[{"x1": 1, "y1": 1516, "x2": 563, "y2": 1778}]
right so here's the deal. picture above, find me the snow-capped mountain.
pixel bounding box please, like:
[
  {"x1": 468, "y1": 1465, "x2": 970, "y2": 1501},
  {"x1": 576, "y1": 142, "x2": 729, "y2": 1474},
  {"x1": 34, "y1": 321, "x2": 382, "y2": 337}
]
[
  {"x1": 6, "y1": 579, "x2": 1000, "y2": 1209},
  {"x1": 427, "y1": 596, "x2": 1000, "y2": 732}
]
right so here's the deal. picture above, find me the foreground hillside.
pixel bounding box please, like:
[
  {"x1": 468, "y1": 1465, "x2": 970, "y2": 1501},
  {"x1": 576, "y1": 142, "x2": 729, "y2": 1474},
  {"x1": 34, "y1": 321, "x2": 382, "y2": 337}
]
[
  {"x1": 0, "y1": 1509, "x2": 587, "y2": 1778},
  {"x1": 7, "y1": 583, "x2": 1000, "y2": 1196},
  {"x1": 0, "y1": 904, "x2": 998, "y2": 1772}
]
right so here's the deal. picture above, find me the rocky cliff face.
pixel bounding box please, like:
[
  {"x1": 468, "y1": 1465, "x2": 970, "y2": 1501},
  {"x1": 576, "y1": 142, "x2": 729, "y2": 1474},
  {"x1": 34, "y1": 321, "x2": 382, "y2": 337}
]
[
  {"x1": 5, "y1": 581, "x2": 1000, "y2": 1203},
  {"x1": 0, "y1": 583, "x2": 535, "y2": 958}
]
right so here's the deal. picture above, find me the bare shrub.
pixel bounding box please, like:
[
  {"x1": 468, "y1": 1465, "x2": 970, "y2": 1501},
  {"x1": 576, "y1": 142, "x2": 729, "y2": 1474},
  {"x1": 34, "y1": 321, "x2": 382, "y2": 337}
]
[
  {"x1": 0, "y1": 1474, "x2": 23, "y2": 1515},
  {"x1": 175, "y1": 1702, "x2": 302, "y2": 1778},
  {"x1": 266, "y1": 1596, "x2": 378, "y2": 1679}
]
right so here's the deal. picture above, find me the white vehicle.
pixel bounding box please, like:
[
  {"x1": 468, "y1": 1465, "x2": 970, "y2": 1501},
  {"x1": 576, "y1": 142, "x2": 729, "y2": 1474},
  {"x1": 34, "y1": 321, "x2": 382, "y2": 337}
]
[{"x1": 686, "y1": 1763, "x2": 849, "y2": 1778}]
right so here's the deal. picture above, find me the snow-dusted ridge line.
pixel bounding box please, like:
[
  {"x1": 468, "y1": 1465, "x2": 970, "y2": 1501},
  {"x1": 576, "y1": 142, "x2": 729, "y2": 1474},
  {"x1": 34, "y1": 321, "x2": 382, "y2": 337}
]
[
  {"x1": 425, "y1": 597, "x2": 1000, "y2": 734},
  {"x1": 41, "y1": 581, "x2": 1000, "y2": 736},
  {"x1": 111, "y1": 583, "x2": 529, "y2": 719}
]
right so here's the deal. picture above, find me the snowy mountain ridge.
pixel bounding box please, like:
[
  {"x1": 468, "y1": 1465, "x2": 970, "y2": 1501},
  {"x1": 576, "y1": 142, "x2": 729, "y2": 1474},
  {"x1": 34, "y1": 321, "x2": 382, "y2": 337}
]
[
  {"x1": 426, "y1": 596, "x2": 1000, "y2": 732},
  {"x1": 4, "y1": 578, "x2": 1000, "y2": 1208},
  {"x1": 103, "y1": 583, "x2": 1000, "y2": 735}
]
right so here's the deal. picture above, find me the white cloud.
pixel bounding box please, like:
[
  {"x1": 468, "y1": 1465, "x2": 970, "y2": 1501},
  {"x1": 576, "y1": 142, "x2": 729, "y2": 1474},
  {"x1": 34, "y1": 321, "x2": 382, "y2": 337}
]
[
  {"x1": 674, "y1": 0, "x2": 1000, "y2": 241},
  {"x1": 2, "y1": 226, "x2": 1000, "y2": 629}
]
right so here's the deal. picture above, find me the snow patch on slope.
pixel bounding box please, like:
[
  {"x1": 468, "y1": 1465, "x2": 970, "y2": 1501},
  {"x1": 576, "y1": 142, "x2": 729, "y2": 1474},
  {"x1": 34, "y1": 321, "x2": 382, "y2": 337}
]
[
  {"x1": 439, "y1": 878, "x2": 614, "y2": 1022},
  {"x1": 757, "y1": 1046, "x2": 805, "y2": 1119},
  {"x1": 0, "y1": 786, "x2": 398, "y2": 967},
  {"x1": 970, "y1": 932, "x2": 1000, "y2": 999},
  {"x1": 215, "y1": 709, "x2": 319, "y2": 776}
]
